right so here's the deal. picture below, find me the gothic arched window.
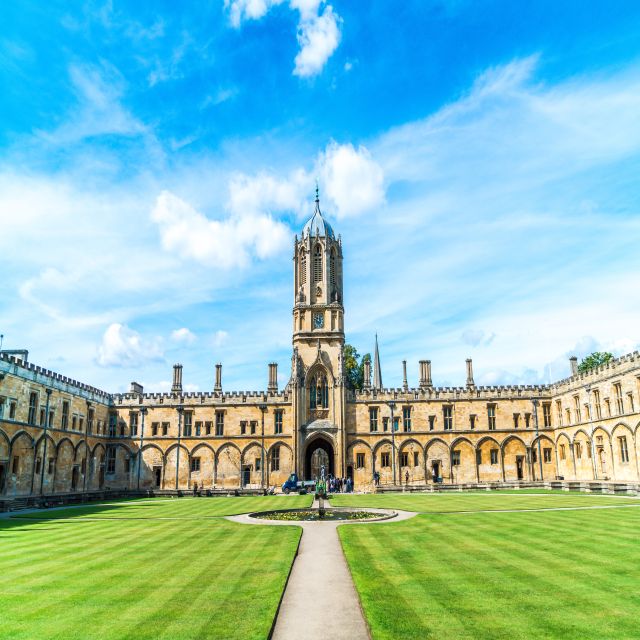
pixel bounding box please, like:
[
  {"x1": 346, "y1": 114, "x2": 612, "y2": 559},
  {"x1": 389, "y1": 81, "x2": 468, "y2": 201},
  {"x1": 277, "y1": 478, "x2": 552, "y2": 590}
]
[
  {"x1": 313, "y1": 244, "x2": 323, "y2": 283},
  {"x1": 309, "y1": 373, "x2": 328, "y2": 410},
  {"x1": 300, "y1": 249, "x2": 307, "y2": 285}
]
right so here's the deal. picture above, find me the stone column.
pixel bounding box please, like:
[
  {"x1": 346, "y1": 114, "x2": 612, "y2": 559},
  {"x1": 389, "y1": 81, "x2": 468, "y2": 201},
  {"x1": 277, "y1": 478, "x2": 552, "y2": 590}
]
[
  {"x1": 402, "y1": 360, "x2": 408, "y2": 391},
  {"x1": 466, "y1": 358, "x2": 474, "y2": 388},
  {"x1": 268, "y1": 363, "x2": 278, "y2": 393},
  {"x1": 171, "y1": 364, "x2": 183, "y2": 394},
  {"x1": 214, "y1": 363, "x2": 222, "y2": 393},
  {"x1": 363, "y1": 358, "x2": 371, "y2": 389},
  {"x1": 569, "y1": 356, "x2": 578, "y2": 376}
]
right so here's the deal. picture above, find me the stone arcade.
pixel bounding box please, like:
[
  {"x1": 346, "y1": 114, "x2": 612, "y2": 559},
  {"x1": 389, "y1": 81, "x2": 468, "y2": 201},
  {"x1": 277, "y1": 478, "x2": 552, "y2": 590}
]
[{"x1": 2, "y1": 193, "x2": 640, "y2": 498}]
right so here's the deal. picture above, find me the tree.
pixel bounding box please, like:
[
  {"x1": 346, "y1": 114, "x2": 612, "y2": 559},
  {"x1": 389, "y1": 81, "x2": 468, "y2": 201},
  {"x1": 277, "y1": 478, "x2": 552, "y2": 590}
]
[
  {"x1": 578, "y1": 351, "x2": 614, "y2": 373},
  {"x1": 343, "y1": 344, "x2": 371, "y2": 390}
]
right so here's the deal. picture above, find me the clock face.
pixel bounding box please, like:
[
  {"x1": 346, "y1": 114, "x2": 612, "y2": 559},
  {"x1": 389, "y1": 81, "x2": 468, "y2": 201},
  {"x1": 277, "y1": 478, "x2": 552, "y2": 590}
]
[{"x1": 313, "y1": 313, "x2": 324, "y2": 329}]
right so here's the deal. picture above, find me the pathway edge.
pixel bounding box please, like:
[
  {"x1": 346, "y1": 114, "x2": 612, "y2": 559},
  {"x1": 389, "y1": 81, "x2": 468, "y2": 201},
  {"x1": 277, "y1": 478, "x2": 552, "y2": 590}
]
[{"x1": 268, "y1": 526, "x2": 304, "y2": 640}]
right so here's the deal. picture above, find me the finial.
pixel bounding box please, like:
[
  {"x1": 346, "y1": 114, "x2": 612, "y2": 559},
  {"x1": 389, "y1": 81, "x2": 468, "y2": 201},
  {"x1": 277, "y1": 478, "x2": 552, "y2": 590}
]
[{"x1": 315, "y1": 180, "x2": 319, "y2": 203}]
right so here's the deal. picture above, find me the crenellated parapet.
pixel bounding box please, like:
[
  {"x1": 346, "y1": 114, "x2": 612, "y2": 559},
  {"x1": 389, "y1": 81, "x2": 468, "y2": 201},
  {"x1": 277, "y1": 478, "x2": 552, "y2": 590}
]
[
  {"x1": 353, "y1": 383, "x2": 551, "y2": 403},
  {"x1": 113, "y1": 389, "x2": 291, "y2": 407},
  {"x1": 551, "y1": 350, "x2": 640, "y2": 394},
  {"x1": 0, "y1": 352, "x2": 112, "y2": 404}
]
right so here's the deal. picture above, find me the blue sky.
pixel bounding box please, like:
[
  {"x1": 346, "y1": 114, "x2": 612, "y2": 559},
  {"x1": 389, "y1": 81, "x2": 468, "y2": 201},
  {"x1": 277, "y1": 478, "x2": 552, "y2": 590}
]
[{"x1": 1, "y1": 0, "x2": 640, "y2": 393}]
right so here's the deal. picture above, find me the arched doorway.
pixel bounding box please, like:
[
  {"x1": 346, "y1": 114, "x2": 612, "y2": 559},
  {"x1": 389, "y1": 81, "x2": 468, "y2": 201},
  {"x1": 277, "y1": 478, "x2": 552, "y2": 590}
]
[{"x1": 304, "y1": 438, "x2": 334, "y2": 480}]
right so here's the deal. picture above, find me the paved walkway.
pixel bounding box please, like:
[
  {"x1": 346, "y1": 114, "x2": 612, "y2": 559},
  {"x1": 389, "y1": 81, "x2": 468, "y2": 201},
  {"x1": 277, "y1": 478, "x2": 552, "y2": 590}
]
[{"x1": 227, "y1": 504, "x2": 417, "y2": 640}]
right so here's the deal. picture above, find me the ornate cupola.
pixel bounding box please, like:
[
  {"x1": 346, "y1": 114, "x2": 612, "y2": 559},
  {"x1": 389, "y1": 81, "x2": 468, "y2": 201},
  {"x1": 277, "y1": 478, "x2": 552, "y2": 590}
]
[{"x1": 292, "y1": 187, "x2": 344, "y2": 344}]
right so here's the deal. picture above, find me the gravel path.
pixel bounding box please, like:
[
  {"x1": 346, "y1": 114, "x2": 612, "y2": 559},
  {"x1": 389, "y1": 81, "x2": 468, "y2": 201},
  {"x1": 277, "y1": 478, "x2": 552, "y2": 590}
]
[{"x1": 226, "y1": 503, "x2": 417, "y2": 640}]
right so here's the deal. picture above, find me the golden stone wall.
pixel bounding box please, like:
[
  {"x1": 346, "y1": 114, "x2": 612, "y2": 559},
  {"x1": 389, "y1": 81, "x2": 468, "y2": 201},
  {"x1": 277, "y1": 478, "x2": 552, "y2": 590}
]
[
  {"x1": 111, "y1": 390, "x2": 295, "y2": 490},
  {"x1": 2, "y1": 349, "x2": 640, "y2": 498},
  {"x1": 0, "y1": 357, "x2": 120, "y2": 497}
]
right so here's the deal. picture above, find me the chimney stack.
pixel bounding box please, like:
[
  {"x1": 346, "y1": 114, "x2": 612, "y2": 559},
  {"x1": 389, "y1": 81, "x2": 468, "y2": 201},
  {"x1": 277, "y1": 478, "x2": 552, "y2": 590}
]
[
  {"x1": 363, "y1": 357, "x2": 371, "y2": 389},
  {"x1": 402, "y1": 360, "x2": 408, "y2": 391},
  {"x1": 268, "y1": 362, "x2": 278, "y2": 393},
  {"x1": 569, "y1": 356, "x2": 578, "y2": 376},
  {"x1": 419, "y1": 360, "x2": 432, "y2": 389},
  {"x1": 419, "y1": 361, "x2": 426, "y2": 388},
  {"x1": 466, "y1": 358, "x2": 475, "y2": 387},
  {"x1": 130, "y1": 381, "x2": 143, "y2": 395},
  {"x1": 214, "y1": 363, "x2": 222, "y2": 392},
  {"x1": 171, "y1": 364, "x2": 183, "y2": 394}
]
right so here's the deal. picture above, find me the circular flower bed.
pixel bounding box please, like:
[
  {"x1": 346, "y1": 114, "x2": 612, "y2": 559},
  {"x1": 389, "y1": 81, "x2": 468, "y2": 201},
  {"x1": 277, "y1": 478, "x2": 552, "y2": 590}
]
[{"x1": 252, "y1": 509, "x2": 387, "y2": 521}]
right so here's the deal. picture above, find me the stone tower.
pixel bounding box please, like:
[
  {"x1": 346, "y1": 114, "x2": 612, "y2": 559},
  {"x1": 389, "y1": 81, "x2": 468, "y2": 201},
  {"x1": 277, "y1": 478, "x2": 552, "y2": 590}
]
[{"x1": 290, "y1": 188, "x2": 347, "y2": 478}]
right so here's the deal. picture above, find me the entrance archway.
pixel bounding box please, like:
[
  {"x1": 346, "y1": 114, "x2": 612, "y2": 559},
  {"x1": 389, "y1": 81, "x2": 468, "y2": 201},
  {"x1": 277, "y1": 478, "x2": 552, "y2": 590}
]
[{"x1": 304, "y1": 438, "x2": 334, "y2": 480}]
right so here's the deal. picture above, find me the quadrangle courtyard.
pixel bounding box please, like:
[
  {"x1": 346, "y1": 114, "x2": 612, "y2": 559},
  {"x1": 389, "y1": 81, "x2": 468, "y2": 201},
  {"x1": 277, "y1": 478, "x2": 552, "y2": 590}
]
[{"x1": 1, "y1": 491, "x2": 640, "y2": 639}]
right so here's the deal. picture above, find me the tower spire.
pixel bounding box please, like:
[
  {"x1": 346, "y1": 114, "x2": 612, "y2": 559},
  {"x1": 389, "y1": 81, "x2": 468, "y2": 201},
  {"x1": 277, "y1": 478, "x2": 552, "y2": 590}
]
[{"x1": 373, "y1": 333, "x2": 383, "y2": 390}]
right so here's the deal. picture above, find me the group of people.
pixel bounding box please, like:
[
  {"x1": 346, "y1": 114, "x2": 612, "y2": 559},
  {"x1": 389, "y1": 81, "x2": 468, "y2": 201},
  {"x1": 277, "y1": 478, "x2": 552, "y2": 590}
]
[{"x1": 324, "y1": 475, "x2": 353, "y2": 493}]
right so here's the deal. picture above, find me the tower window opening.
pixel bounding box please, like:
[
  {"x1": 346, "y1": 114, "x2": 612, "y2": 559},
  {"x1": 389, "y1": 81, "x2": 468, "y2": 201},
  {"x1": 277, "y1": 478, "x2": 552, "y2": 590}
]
[
  {"x1": 300, "y1": 249, "x2": 307, "y2": 285},
  {"x1": 313, "y1": 244, "x2": 323, "y2": 283},
  {"x1": 309, "y1": 373, "x2": 328, "y2": 409},
  {"x1": 330, "y1": 248, "x2": 336, "y2": 289}
]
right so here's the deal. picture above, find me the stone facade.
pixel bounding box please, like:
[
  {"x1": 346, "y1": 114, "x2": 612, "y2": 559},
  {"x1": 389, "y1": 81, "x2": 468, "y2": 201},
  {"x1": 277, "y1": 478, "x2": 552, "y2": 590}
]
[{"x1": 1, "y1": 197, "x2": 639, "y2": 496}]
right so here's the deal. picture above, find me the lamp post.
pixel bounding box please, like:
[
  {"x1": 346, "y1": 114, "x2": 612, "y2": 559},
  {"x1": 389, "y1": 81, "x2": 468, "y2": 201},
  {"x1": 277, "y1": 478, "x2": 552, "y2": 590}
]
[
  {"x1": 586, "y1": 385, "x2": 598, "y2": 480},
  {"x1": 388, "y1": 401, "x2": 397, "y2": 486},
  {"x1": 137, "y1": 407, "x2": 146, "y2": 491},
  {"x1": 175, "y1": 405, "x2": 183, "y2": 491},
  {"x1": 82, "y1": 400, "x2": 90, "y2": 494},
  {"x1": 532, "y1": 398, "x2": 543, "y2": 481},
  {"x1": 259, "y1": 403, "x2": 267, "y2": 491},
  {"x1": 40, "y1": 389, "x2": 52, "y2": 496}
]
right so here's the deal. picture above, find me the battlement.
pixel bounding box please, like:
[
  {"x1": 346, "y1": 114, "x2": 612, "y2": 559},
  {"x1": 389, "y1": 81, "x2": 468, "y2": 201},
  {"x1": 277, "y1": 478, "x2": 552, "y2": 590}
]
[
  {"x1": 551, "y1": 350, "x2": 640, "y2": 393},
  {"x1": 0, "y1": 352, "x2": 112, "y2": 403},
  {"x1": 354, "y1": 383, "x2": 551, "y2": 402},
  {"x1": 112, "y1": 388, "x2": 291, "y2": 406}
]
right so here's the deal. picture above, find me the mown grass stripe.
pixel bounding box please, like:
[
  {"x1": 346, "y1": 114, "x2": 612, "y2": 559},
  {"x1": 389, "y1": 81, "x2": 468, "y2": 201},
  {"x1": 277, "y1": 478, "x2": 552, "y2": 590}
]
[
  {"x1": 0, "y1": 500, "x2": 301, "y2": 639},
  {"x1": 340, "y1": 500, "x2": 640, "y2": 640}
]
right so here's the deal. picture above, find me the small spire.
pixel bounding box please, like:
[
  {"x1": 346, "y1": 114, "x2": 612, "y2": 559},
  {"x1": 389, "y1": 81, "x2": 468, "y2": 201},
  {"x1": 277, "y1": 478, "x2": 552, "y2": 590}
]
[
  {"x1": 373, "y1": 333, "x2": 383, "y2": 391},
  {"x1": 315, "y1": 180, "x2": 319, "y2": 203}
]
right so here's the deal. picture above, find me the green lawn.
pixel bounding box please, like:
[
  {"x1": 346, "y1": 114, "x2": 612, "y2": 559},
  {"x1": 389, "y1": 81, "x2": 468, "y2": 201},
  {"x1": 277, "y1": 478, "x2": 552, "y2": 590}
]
[
  {"x1": 11, "y1": 494, "x2": 313, "y2": 520},
  {"x1": 330, "y1": 491, "x2": 640, "y2": 513},
  {"x1": 339, "y1": 495, "x2": 640, "y2": 639},
  {"x1": 0, "y1": 497, "x2": 306, "y2": 639}
]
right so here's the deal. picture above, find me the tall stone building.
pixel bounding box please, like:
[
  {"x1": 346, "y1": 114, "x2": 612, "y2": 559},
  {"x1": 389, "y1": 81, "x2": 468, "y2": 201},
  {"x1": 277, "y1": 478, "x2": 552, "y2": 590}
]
[{"x1": 1, "y1": 194, "x2": 640, "y2": 497}]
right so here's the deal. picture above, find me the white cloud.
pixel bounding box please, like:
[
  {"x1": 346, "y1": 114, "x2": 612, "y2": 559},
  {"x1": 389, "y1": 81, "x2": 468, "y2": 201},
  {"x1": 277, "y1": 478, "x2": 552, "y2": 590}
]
[
  {"x1": 201, "y1": 87, "x2": 239, "y2": 109},
  {"x1": 212, "y1": 330, "x2": 230, "y2": 347},
  {"x1": 461, "y1": 329, "x2": 496, "y2": 348},
  {"x1": 171, "y1": 328, "x2": 197, "y2": 344},
  {"x1": 227, "y1": 169, "x2": 309, "y2": 216},
  {"x1": 40, "y1": 63, "x2": 147, "y2": 144},
  {"x1": 225, "y1": 0, "x2": 284, "y2": 27},
  {"x1": 225, "y1": 0, "x2": 341, "y2": 77},
  {"x1": 374, "y1": 55, "x2": 640, "y2": 188},
  {"x1": 151, "y1": 190, "x2": 290, "y2": 268},
  {"x1": 292, "y1": 3, "x2": 341, "y2": 78},
  {"x1": 96, "y1": 323, "x2": 164, "y2": 367},
  {"x1": 317, "y1": 142, "x2": 385, "y2": 217},
  {"x1": 224, "y1": 141, "x2": 385, "y2": 221}
]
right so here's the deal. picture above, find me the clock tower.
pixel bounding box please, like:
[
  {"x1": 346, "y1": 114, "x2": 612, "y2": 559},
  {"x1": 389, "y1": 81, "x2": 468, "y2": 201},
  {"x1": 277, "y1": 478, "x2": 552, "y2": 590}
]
[{"x1": 289, "y1": 189, "x2": 347, "y2": 478}]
